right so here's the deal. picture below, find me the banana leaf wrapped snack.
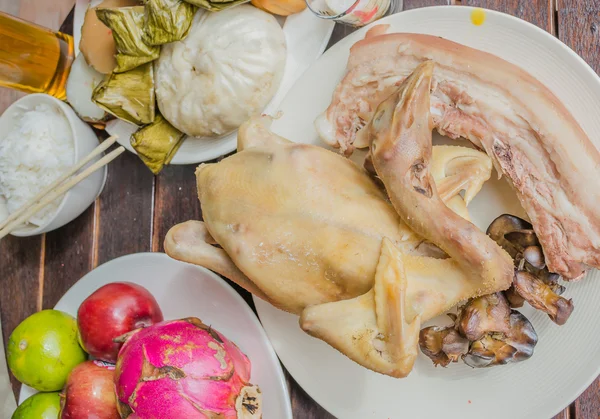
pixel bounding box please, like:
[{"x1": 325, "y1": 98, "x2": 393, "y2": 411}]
[
  {"x1": 92, "y1": 62, "x2": 156, "y2": 125},
  {"x1": 131, "y1": 114, "x2": 186, "y2": 174},
  {"x1": 96, "y1": 6, "x2": 160, "y2": 73},
  {"x1": 184, "y1": 0, "x2": 250, "y2": 12},
  {"x1": 142, "y1": 0, "x2": 197, "y2": 45}
]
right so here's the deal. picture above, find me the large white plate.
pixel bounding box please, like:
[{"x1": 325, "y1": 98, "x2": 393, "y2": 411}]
[
  {"x1": 253, "y1": 6, "x2": 600, "y2": 419},
  {"x1": 19, "y1": 253, "x2": 293, "y2": 419},
  {"x1": 74, "y1": 0, "x2": 334, "y2": 165}
]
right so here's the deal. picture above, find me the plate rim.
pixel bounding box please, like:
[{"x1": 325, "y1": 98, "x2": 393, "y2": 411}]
[
  {"x1": 19, "y1": 252, "x2": 293, "y2": 419},
  {"x1": 253, "y1": 5, "x2": 600, "y2": 419}
]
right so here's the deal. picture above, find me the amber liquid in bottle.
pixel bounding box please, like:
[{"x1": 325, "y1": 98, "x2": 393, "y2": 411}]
[{"x1": 0, "y1": 12, "x2": 74, "y2": 100}]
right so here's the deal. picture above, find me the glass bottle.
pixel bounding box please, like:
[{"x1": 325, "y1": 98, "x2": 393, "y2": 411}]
[{"x1": 0, "y1": 12, "x2": 74, "y2": 100}]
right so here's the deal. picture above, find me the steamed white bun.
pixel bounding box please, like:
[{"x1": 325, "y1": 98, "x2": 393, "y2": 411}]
[{"x1": 154, "y1": 6, "x2": 287, "y2": 138}]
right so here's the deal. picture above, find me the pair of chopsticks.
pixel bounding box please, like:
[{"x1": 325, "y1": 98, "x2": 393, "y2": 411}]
[{"x1": 0, "y1": 136, "x2": 124, "y2": 240}]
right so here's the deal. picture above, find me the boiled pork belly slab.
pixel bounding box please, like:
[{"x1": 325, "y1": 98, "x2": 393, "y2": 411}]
[{"x1": 315, "y1": 28, "x2": 600, "y2": 279}]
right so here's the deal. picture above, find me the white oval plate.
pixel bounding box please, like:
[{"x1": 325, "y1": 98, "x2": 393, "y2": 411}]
[
  {"x1": 19, "y1": 253, "x2": 293, "y2": 419},
  {"x1": 253, "y1": 6, "x2": 600, "y2": 419},
  {"x1": 74, "y1": 0, "x2": 334, "y2": 164}
]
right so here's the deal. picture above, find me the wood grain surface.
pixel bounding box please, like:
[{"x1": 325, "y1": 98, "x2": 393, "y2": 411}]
[
  {"x1": 556, "y1": 2, "x2": 600, "y2": 418},
  {"x1": 0, "y1": 1, "x2": 598, "y2": 418}
]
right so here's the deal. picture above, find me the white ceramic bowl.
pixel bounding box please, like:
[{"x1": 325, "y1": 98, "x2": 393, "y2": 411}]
[{"x1": 0, "y1": 94, "x2": 107, "y2": 236}]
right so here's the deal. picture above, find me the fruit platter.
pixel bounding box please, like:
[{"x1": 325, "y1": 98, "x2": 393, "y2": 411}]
[
  {"x1": 1, "y1": 1, "x2": 600, "y2": 419},
  {"x1": 13, "y1": 253, "x2": 291, "y2": 418}
]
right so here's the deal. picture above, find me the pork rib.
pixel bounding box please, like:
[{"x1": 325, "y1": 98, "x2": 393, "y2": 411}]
[{"x1": 315, "y1": 28, "x2": 600, "y2": 279}]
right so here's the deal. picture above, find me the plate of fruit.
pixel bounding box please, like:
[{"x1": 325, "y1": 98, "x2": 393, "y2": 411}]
[{"x1": 10, "y1": 252, "x2": 291, "y2": 418}]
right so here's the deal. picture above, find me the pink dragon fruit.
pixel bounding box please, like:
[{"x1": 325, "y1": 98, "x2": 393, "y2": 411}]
[{"x1": 114, "y1": 317, "x2": 261, "y2": 418}]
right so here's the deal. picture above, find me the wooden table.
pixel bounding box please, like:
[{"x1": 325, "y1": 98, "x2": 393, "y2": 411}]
[{"x1": 1, "y1": 1, "x2": 599, "y2": 418}]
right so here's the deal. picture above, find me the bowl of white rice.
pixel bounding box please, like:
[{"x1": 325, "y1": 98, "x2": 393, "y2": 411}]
[{"x1": 0, "y1": 94, "x2": 107, "y2": 237}]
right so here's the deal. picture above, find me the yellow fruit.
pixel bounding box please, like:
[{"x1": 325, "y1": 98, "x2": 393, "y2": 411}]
[
  {"x1": 11, "y1": 392, "x2": 61, "y2": 419},
  {"x1": 7, "y1": 310, "x2": 87, "y2": 391}
]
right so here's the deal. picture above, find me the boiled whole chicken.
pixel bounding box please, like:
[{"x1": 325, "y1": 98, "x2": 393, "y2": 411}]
[{"x1": 165, "y1": 63, "x2": 515, "y2": 377}]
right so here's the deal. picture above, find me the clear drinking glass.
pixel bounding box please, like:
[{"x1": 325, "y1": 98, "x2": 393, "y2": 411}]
[
  {"x1": 305, "y1": 0, "x2": 403, "y2": 27},
  {"x1": 0, "y1": 12, "x2": 74, "y2": 100}
]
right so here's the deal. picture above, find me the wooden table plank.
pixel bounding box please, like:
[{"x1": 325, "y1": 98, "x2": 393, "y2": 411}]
[
  {"x1": 557, "y1": 3, "x2": 600, "y2": 418},
  {"x1": 43, "y1": 206, "x2": 95, "y2": 309},
  {"x1": 0, "y1": 236, "x2": 43, "y2": 399},
  {"x1": 153, "y1": 165, "x2": 202, "y2": 253},
  {"x1": 404, "y1": 0, "x2": 450, "y2": 9},
  {"x1": 554, "y1": 409, "x2": 572, "y2": 419},
  {"x1": 286, "y1": 371, "x2": 335, "y2": 419},
  {"x1": 95, "y1": 150, "x2": 154, "y2": 264},
  {"x1": 557, "y1": 0, "x2": 600, "y2": 82},
  {"x1": 573, "y1": 381, "x2": 600, "y2": 419}
]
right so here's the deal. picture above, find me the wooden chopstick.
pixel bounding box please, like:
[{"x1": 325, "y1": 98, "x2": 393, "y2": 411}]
[
  {"x1": 0, "y1": 136, "x2": 119, "y2": 232},
  {"x1": 0, "y1": 141, "x2": 125, "y2": 240}
]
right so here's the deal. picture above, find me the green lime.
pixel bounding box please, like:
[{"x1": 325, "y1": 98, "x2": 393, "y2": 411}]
[
  {"x1": 7, "y1": 310, "x2": 87, "y2": 391},
  {"x1": 11, "y1": 392, "x2": 61, "y2": 419}
]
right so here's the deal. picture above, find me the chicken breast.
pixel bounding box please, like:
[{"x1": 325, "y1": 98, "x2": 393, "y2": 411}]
[{"x1": 315, "y1": 28, "x2": 600, "y2": 279}]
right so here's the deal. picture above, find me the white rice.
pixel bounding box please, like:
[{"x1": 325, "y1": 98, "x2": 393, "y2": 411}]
[{"x1": 0, "y1": 103, "x2": 74, "y2": 227}]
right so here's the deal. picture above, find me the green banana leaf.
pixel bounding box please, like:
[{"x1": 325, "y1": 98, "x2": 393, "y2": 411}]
[
  {"x1": 96, "y1": 6, "x2": 160, "y2": 73},
  {"x1": 183, "y1": 0, "x2": 250, "y2": 12},
  {"x1": 92, "y1": 63, "x2": 155, "y2": 125},
  {"x1": 131, "y1": 114, "x2": 186, "y2": 174},
  {"x1": 142, "y1": 0, "x2": 197, "y2": 45}
]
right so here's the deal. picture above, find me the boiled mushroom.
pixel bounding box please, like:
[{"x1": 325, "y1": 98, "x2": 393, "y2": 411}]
[
  {"x1": 486, "y1": 214, "x2": 573, "y2": 321},
  {"x1": 486, "y1": 214, "x2": 532, "y2": 258},
  {"x1": 463, "y1": 311, "x2": 538, "y2": 368},
  {"x1": 420, "y1": 292, "x2": 538, "y2": 369},
  {"x1": 504, "y1": 229, "x2": 540, "y2": 250},
  {"x1": 419, "y1": 326, "x2": 469, "y2": 367},
  {"x1": 513, "y1": 271, "x2": 574, "y2": 325},
  {"x1": 420, "y1": 213, "x2": 571, "y2": 369},
  {"x1": 456, "y1": 293, "x2": 511, "y2": 341},
  {"x1": 463, "y1": 334, "x2": 517, "y2": 368},
  {"x1": 544, "y1": 272, "x2": 561, "y2": 283},
  {"x1": 504, "y1": 286, "x2": 525, "y2": 308},
  {"x1": 539, "y1": 271, "x2": 566, "y2": 295},
  {"x1": 523, "y1": 245, "x2": 545, "y2": 269}
]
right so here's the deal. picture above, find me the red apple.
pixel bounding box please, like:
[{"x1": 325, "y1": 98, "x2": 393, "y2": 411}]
[
  {"x1": 60, "y1": 360, "x2": 119, "y2": 419},
  {"x1": 77, "y1": 282, "x2": 163, "y2": 362}
]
